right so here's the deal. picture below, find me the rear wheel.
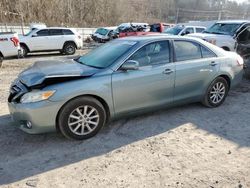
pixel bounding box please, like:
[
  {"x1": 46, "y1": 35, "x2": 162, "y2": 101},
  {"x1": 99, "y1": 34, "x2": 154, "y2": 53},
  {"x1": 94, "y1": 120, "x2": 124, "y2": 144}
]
[
  {"x1": 202, "y1": 77, "x2": 229, "y2": 108},
  {"x1": 0, "y1": 54, "x2": 3, "y2": 68},
  {"x1": 20, "y1": 44, "x2": 28, "y2": 57},
  {"x1": 58, "y1": 97, "x2": 106, "y2": 140},
  {"x1": 63, "y1": 42, "x2": 76, "y2": 55}
]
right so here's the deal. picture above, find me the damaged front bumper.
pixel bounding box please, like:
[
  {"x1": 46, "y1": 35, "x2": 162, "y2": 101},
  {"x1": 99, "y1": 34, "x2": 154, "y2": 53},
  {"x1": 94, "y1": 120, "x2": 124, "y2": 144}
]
[{"x1": 8, "y1": 100, "x2": 63, "y2": 134}]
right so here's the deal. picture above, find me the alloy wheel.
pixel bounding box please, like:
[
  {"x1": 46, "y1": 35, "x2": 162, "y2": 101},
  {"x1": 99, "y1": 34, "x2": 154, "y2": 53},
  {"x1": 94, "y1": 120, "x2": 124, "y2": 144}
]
[
  {"x1": 68, "y1": 105, "x2": 100, "y2": 136},
  {"x1": 209, "y1": 82, "x2": 226, "y2": 104}
]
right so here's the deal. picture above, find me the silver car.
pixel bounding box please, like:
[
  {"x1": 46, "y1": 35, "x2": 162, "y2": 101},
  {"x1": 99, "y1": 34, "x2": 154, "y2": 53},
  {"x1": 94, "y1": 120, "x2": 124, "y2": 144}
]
[{"x1": 8, "y1": 36, "x2": 243, "y2": 140}]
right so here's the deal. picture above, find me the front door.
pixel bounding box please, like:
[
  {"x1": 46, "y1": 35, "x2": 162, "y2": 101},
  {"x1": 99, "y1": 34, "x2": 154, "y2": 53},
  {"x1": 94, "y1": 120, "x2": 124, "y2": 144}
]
[
  {"x1": 28, "y1": 29, "x2": 50, "y2": 51},
  {"x1": 112, "y1": 40, "x2": 175, "y2": 115}
]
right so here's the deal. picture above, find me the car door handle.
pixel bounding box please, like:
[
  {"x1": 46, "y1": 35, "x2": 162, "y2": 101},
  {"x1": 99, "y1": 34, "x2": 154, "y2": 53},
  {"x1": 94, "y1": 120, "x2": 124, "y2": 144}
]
[
  {"x1": 163, "y1": 69, "x2": 174, "y2": 75},
  {"x1": 210, "y1": 61, "x2": 218, "y2": 66}
]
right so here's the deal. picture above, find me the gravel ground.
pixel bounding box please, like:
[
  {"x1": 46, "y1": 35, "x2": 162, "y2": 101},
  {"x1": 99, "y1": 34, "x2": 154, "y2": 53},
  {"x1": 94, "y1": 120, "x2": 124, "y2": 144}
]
[{"x1": 0, "y1": 52, "x2": 250, "y2": 188}]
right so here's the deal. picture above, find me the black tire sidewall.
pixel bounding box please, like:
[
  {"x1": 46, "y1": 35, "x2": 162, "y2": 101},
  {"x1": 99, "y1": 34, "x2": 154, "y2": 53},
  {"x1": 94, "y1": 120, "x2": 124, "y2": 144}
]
[
  {"x1": 205, "y1": 77, "x2": 229, "y2": 108},
  {"x1": 63, "y1": 43, "x2": 76, "y2": 55},
  {"x1": 20, "y1": 45, "x2": 28, "y2": 57},
  {"x1": 58, "y1": 97, "x2": 106, "y2": 140},
  {"x1": 0, "y1": 56, "x2": 3, "y2": 68}
]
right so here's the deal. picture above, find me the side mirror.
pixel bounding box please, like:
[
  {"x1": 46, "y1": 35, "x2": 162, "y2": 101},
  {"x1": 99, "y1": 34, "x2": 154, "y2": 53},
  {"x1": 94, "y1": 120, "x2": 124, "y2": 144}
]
[
  {"x1": 120, "y1": 60, "x2": 139, "y2": 71},
  {"x1": 32, "y1": 33, "x2": 38, "y2": 37}
]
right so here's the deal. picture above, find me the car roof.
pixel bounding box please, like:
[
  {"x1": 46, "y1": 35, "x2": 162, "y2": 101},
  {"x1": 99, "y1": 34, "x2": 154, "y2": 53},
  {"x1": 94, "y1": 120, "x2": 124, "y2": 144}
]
[
  {"x1": 41, "y1": 27, "x2": 73, "y2": 30},
  {"x1": 116, "y1": 35, "x2": 203, "y2": 42},
  {"x1": 216, "y1": 20, "x2": 250, "y2": 24}
]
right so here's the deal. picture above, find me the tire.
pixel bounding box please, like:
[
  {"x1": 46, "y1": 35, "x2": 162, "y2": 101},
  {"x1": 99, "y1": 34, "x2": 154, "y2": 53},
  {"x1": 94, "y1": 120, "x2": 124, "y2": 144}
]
[
  {"x1": 63, "y1": 42, "x2": 76, "y2": 55},
  {"x1": 20, "y1": 44, "x2": 28, "y2": 57},
  {"x1": 0, "y1": 54, "x2": 3, "y2": 68},
  {"x1": 58, "y1": 97, "x2": 106, "y2": 140},
  {"x1": 202, "y1": 77, "x2": 229, "y2": 108}
]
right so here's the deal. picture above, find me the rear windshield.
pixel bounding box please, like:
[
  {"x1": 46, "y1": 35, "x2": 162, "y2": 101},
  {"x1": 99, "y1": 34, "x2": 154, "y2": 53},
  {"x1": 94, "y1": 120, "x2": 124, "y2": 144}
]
[
  {"x1": 164, "y1": 26, "x2": 183, "y2": 35},
  {"x1": 96, "y1": 28, "x2": 109, "y2": 36}
]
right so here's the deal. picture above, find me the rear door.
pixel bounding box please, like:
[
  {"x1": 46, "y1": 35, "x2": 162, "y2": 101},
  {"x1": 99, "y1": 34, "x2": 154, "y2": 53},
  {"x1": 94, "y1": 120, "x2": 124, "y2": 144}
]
[
  {"x1": 173, "y1": 40, "x2": 219, "y2": 103},
  {"x1": 49, "y1": 29, "x2": 65, "y2": 50},
  {"x1": 112, "y1": 40, "x2": 175, "y2": 115}
]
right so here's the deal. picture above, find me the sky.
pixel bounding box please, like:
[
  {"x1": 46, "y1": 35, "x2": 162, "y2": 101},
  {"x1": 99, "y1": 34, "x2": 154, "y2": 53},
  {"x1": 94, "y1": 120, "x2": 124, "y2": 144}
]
[{"x1": 232, "y1": 0, "x2": 248, "y2": 3}]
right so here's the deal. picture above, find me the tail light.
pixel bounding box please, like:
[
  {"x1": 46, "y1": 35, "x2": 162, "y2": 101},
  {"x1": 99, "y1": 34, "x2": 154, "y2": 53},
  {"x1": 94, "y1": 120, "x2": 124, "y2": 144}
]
[
  {"x1": 236, "y1": 55, "x2": 244, "y2": 66},
  {"x1": 10, "y1": 37, "x2": 20, "y2": 47}
]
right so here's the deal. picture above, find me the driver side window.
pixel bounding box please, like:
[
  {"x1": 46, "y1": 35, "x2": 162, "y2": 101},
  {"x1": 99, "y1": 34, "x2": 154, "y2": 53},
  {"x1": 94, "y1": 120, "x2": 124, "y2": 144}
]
[{"x1": 129, "y1": 41, "x2": 170, "y2": 67}]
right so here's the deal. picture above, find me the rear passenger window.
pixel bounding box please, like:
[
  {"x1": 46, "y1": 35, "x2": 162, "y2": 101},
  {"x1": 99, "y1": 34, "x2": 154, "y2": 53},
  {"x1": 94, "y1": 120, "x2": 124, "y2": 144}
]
[
  {"x1": 174, "y1": 41, "x2": 201, "y2": 61},
  {"x1": 63, "y1": 29, "x2": 74, "y2": 35},
  {"x1": 185, "y1": 27, "x2": 194, "y2": 34},
  {"x1": 50, "y1": 29, "x2": 63, "y2": 35},
  {"x1": 196, "y1": 27, "x2": 205, "y2": 33},
  {"x1": 201, "y1": 46, "x2": 216, "y2": 58},
  {"x1": 129, "y1": 41, "x2": 170, "y2": 67},
  {"x1": 36, "y1": 29, "x2": 49, "y2": 36}
]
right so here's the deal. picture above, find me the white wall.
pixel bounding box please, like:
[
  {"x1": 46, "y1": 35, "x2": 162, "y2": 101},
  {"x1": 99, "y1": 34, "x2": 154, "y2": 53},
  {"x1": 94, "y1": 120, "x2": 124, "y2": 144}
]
[{"x1": 0, "y1": 25, "x2": 97, "y2": 39}]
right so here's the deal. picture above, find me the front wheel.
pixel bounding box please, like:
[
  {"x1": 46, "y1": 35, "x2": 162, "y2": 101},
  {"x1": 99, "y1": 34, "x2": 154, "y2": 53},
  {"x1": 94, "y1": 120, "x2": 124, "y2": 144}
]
[
  {"x1": 58, "y1": 97, "x2": 106, "y2": 140},
  {"x1": 202, "y1": 77, "x2": 229, "y2": 108}
]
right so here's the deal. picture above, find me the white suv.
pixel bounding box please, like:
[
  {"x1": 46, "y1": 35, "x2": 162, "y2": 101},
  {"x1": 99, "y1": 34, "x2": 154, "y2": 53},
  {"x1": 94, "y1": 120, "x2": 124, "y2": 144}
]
[{"x1": 19, "y1": 27, "x2": 83, "y2": 56}]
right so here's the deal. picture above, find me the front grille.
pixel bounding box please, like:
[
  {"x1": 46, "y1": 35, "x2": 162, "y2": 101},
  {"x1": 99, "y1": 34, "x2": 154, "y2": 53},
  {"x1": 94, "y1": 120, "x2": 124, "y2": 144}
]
[{"x1": 8, "y1": 80, "x2": 28, "y2": 103}]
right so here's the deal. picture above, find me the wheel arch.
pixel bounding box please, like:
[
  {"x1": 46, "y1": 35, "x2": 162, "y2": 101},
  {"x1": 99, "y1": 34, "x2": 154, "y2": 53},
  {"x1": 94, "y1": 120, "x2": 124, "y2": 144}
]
[
  {"x1": 218, "y1": 74, "x2": 231, "y2": 89},
  {"x1": 20, "y1": 42, "x2": 30, "y2": 52},
  {"x1": 0, "y1": 51, "x2": 4, "y2": 58},
  {"x1": 221, "y1": 46, "x2": 230, "y2": 51},
  {"x1": 63, "y1": 41, "x2": 77, "y2": 48},
  {"x1": 55, "y1": 94, "x2": 111, "y2": 132}
]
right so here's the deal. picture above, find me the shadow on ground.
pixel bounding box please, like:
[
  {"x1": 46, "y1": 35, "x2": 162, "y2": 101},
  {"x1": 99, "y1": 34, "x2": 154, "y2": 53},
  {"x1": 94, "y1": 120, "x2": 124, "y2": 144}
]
[{"x1": 0, "y1": 80, "x2": 250, "y2": 185}]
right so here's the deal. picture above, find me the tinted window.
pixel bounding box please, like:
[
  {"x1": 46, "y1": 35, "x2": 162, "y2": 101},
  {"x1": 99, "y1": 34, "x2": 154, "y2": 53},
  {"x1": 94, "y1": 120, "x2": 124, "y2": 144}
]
[
  {"x1": 129, "y1": 41, "x2": 170, "y2": 67},
  {"x1": 77, "y1": 41, "x2": 137, "y2": 69},
  {"x1": 36, "y1": 29, "x2": 49, "y2": 36},
  {"x1": 238, "y1": 26, "x2": 250, "y2": 43},
  {"x1": 174, "y1": 41, "x2": 201, "y2": 61},
  {"x1": 164, "y1": 26, "x2": 184, "y2": 35},
  {"x1": 196, "y1": 27, "x2": 205, "y2": 33},
  {"x1": 50, "y1": 29, "x2": 63, "y2": 35},
  {"x1": 63, "y1": 29, "x2": 74, "y2": 35},
  {"x1": 201, "y1": 45, "x2": 216, "y2": 58}
]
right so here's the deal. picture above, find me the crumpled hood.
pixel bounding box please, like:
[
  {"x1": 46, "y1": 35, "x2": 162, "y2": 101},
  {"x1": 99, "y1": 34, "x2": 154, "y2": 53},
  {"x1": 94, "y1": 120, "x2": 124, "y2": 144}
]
[
  {"x1": 188, "y1": 33, "x2": 233, "y2": 40},
  {"x1": 19, "y1": 59, "x2": 99, "y2": 87}
]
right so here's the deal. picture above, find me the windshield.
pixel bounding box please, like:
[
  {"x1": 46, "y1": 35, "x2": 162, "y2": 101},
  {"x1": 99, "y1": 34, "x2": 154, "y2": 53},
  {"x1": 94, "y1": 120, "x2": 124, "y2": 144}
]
[
  {"x1": 77, "y1": 41, "x2": 137, "y2": 69},
  {"x1": 95, "y1": 28, "x2": 109, "y2": 36},
  {"x1": 204, "y1": 23, "x2": 242, "y2": 36},
  {"x1": 24, "y1": 29, "x2": 37, "y2": 36},
  {"x1": 164, "y1": 26, "x2": 183, "y2": 35}
]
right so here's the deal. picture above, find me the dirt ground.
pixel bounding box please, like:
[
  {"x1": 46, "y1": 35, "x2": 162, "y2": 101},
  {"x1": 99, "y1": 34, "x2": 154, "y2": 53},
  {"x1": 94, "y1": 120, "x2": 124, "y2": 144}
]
[{"x1": 0, "y1": 52, "x2": 250, "y2": 188}]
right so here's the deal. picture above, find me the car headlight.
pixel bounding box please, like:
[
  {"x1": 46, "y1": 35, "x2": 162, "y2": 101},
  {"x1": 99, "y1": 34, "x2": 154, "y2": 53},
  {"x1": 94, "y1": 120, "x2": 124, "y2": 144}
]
[
  {"x1": 205, "y1": 39, "x2": 217, "y2": 45},
  {"x1": 20, "y1": 90, "x2": 56, "y2": 104}
]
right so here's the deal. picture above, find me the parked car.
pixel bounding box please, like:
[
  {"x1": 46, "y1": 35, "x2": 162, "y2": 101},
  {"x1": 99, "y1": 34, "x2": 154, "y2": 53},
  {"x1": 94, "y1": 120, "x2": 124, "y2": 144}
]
[
  {"x1": 163, "y1": 25, "x2": 206, "y2": 36},
  {"x1": 235, "y1": 25, "x2": 250, "y2": 78},
  {"x1": 19, "y1": 27, "x2": 83, "y2": 57},
  {"x1": 91, "y1": 27, "x2": 117, "y2": 43},
  {"x1": 8, "y1": 35, "x2": 243, "y2": 140},
  {"x1": 150, "y1": 23, "x2": 175, "y2": 33},
  {"x1": 188, "y1": 20, "x2": 250, "y2": 51},
  {"x1": 0, "y1": 32, "x2": 21, "y2": 67}
]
